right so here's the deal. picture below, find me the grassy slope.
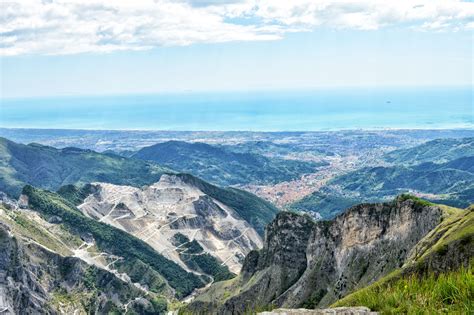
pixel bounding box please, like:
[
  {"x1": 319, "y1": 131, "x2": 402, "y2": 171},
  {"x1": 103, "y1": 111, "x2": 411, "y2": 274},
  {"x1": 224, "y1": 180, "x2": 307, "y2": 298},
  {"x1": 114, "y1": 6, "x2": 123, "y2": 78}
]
[
  {"x1": 132, "y1": 140, "x2": 322, "y2": 186},
  {"x1": 22, "y1": 185, "x2": 207, "y2": 298},
  {"x1": 405, "y1": 205, "x2": 472, "y2": 264},
  {"x1": 0, "y1": 137, "x2": 171, "y2": 197},
  {"x1": 332, "y1": 205, "x2": 474, "y2": 314},
  {"x1": 333, "y1": 264, "x2": 472, "y2": 314},
  {"x1": 0, "y1": 204, "x2": 82, "y2": 256}
]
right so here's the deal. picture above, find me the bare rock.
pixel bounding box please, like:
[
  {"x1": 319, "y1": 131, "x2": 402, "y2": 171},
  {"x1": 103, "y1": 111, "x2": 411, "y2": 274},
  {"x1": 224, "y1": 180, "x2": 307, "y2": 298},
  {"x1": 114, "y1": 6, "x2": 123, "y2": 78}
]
[
  {"x1": 77, "y1": 175, "x2": 263, "y2": 274},
  {"x1": 47, "y1": 215, "x2": 62, "y2": 224}
]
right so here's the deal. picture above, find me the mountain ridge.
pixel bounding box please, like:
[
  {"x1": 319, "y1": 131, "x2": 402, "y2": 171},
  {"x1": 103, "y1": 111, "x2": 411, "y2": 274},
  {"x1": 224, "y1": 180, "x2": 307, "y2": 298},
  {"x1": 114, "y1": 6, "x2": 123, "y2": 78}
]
[
  {"x1": 0, "y1": 137, "x2": 171, "y2": 198},
  {"x1": 290, "y1": 154, "x2": 474, "y2": 219},
  {"x1": 132, "y1": 140, "x2": 324, "y2": 186},
  {"x1": 187, "y1": 196, "x2": 447, "y2": 313},
  {"x1": 384, "y1": 137, "x2": 474, "y2": 165}
]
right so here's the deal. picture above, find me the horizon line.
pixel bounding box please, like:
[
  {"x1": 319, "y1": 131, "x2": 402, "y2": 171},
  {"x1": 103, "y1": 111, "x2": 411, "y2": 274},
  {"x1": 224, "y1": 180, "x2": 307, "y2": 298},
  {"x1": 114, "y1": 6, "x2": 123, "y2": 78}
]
[
  {"x1": 1, "y1": 126, "x2": 474, "y2": 133},
  {"x1": 2, "y1": 84, "x2": 472, "y2": 101}
]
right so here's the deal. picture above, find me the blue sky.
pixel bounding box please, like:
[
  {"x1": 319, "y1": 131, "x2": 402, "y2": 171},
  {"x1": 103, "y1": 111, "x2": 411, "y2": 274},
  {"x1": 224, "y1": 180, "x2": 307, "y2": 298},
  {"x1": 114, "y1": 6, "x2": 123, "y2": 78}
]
[{"x1": 1, "y1": 1, "x2": 473, "y2": 98}]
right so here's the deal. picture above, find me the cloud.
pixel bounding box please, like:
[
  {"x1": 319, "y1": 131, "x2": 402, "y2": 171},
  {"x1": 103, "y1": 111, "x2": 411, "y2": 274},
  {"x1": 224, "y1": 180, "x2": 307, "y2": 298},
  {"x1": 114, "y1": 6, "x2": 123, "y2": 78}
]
[{"x1": 1, "y1": 0, "x2": 473, "y2": 56}]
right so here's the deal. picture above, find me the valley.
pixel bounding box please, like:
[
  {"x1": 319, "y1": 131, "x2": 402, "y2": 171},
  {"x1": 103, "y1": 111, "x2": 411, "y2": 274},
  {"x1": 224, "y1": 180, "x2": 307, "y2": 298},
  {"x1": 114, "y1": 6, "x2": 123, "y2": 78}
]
[
  {"x1": 0, "y1": 129, "x2": 472, "y2": 314},
  {"x1": 2, "y1": 128, "x2": 473, "y2": 211},
  {"x1": 242, "y1": 154, "x2": 362, "y2": 208}
]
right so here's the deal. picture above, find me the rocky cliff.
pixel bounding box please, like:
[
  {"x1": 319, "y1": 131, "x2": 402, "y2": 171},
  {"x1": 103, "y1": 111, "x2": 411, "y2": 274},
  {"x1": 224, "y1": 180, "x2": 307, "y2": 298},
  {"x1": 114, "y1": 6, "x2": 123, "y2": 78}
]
[
  {"x1": 0, "y1": 205, "x2": 167, "y2": 314},
  {"x1": 331, "y1": 205, "x2": 473, "y2": 313},
  {"x1": 187, "y1": 196, "x2": 444, "y2": 314}
]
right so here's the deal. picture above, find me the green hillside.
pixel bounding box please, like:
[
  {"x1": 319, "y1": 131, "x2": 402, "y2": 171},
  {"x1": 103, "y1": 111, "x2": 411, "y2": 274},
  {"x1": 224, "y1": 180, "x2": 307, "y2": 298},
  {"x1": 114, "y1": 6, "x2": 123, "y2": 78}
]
[
  {"x1": 333, "y1": 263, "x2": 473, "y2": 313},
  {"x1": 331, "y1": 156, "x2": 474, "y2": 202},
  {"x1": 291, "y1": 155, "x2": 474, "y2": 219},
  {"x1": 132, "y1": 141, "x2": 324, "y2": 186},
  {"x1": 288, "y1": 191, "x2": 360, "y2": 219},
  {"x1": 330, "y1": 156, "x2": 474, "y2": 198},
  {"x1": 0, "y1": 137, "x2": 171, "y2": 197},
  {"x1": 384, "y1": 137, "x2": 474, "y2": 165}
]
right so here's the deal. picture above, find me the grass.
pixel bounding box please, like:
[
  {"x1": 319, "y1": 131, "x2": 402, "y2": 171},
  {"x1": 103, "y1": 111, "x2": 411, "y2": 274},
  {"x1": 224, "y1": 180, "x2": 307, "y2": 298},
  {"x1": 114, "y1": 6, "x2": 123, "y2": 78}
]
[
  {"x1": 397, "y1": 193, "x2": 434, "y2": 207},
  {"x1": 406, "y1": 207, "x2": 473, "y2": 264},
  {"x1": 0, "y1": 205, "x2": 81, "y2": 256},
  {"x1": 437, "y1": 204, "x2": 464, "y2": 218},
  {"x1": 49, "y1": 289, "x2": 90, "y2": 314},
  {"x1": 333, "y1": 262, "x2": 474, "y2": 314}
]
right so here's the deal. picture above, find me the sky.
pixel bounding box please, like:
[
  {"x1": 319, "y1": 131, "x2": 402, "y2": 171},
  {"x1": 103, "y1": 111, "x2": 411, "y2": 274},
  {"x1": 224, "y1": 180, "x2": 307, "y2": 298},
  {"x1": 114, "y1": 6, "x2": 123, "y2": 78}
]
[{"x1": 0, "y1": 0, "x2": 473, "y2": 98}]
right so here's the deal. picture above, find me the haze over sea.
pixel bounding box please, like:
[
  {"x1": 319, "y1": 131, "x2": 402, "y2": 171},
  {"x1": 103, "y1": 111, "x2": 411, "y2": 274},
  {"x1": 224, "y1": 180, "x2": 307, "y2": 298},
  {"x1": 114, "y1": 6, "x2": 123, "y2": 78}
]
[{"x1": 1, "y1": 87, "x2": 472, "y2": 131}]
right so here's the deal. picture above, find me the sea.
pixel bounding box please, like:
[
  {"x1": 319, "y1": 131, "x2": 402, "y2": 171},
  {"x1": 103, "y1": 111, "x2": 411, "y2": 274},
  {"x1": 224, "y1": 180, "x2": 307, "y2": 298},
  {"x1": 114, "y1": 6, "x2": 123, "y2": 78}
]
[{"x1": 0, "y1": 87, "x2": 472, "y2": 131}]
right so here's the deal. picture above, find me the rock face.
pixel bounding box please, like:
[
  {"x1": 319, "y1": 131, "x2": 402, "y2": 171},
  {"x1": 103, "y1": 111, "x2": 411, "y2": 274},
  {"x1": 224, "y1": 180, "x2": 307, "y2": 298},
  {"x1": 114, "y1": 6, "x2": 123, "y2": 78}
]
[
  {"x1": 0, "y1": 222, "x2": 164, "y2": 314},
  {"x1": 403, "y1": 206, "x2": 474, "y2": 275},
  {"x1": 78, "y1": 174, "x2": 263, "y2": 274},
  {"x1": 188, "y1": 197, "x2": 444, "y2": 314}
]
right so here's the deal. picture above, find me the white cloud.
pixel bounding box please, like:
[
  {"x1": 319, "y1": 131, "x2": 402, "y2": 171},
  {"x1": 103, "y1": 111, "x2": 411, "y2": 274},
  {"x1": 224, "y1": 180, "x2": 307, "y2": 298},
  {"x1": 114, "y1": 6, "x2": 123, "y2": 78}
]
[{"x1": 1, "y1": 0, "x2": 473, "y2": 56}]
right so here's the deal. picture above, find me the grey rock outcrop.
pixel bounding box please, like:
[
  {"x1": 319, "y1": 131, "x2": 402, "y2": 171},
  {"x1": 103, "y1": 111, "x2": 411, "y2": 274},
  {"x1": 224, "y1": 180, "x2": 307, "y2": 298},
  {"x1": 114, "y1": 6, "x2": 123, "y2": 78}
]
[
  {"x1": 47, "y1": 215, "x2": 62, "y2": 224},
  {"x1": 0, "y1": 222, "x2": 163, "y2": 314},
  {"x1": 188, "y1": 197, "x2": 443, "y2": 314}
]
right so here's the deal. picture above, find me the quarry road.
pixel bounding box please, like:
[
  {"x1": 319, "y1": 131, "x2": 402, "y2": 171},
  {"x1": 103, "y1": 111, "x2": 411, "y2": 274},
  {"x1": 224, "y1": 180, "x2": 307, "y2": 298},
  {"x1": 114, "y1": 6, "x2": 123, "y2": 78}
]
[
  {"x1": 143, "y1": 215, "x2": 185, "y2": 241},
  {"x1": 182, "y1": 275, "x2": 215, "y2": 304}
]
